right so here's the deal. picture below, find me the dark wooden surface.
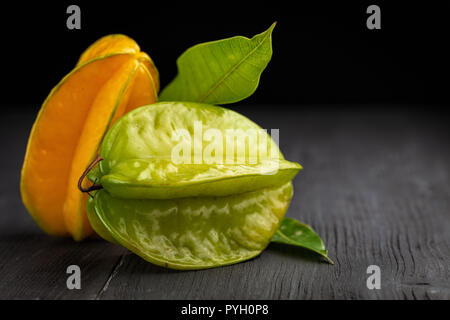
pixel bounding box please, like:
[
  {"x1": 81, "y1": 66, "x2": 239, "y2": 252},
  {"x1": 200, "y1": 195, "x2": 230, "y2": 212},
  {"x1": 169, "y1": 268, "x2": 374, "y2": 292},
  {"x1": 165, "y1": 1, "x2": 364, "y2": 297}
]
[{"x1": 1, "y1": 105, "x2": 449, "y2": 300}]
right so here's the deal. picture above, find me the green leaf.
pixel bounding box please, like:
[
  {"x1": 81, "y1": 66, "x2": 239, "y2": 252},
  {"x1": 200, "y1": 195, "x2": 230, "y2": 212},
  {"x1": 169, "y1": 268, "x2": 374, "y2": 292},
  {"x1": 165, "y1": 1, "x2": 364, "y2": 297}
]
[
  {"x1": 159, "y1": 23, "x2": 276, "y2": 104},
  {"x1": 271, "y1": 218, "x2": 334, "y2": 264}
]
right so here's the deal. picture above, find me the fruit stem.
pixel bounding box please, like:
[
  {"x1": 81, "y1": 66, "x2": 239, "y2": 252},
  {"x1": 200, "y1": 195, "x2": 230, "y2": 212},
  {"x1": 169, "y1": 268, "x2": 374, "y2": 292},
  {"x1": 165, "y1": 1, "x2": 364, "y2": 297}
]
[{"x1": 78, "y1": 154, "x2": 104, "y2": 196}]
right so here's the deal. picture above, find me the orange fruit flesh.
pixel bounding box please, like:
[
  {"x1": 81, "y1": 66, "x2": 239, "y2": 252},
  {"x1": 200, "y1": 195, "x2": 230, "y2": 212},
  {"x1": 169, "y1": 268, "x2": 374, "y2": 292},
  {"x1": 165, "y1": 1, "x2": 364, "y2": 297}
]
[
  {"x1": 77, "y1": 34, "x2": 140, "y2": 66},
  {"x1": 21, "y1": 54, "x2": 132, "y2": 236},
  {"x1": 21, "y1": 36, "x2": 159, "y2": 240}
]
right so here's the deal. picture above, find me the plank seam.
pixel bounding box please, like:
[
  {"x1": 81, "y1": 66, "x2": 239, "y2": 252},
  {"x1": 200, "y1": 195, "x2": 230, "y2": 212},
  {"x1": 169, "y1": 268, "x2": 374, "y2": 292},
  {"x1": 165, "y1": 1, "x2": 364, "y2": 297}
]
[{"x1": 95, "y1": 254, "x2": 125, "y2": 300}]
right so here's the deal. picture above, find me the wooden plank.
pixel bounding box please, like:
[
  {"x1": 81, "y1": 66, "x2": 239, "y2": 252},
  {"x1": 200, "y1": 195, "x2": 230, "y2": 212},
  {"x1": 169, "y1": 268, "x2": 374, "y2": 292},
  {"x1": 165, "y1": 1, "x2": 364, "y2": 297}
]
[
  {"x1": 96, "y1": 107, "x2": 450, "y2": 300},
  {"x1": 0, "y1": 234, "x2": 126, "y2": 299},
  {"x1": 1, "y1": 106, "x2": 449, "y2": 299}
]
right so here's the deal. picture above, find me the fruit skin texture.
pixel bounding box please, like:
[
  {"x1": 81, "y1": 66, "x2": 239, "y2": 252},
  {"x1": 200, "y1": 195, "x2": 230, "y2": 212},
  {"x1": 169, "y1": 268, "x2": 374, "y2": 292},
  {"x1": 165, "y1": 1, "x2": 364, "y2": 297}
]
[
  {"x1": 87, "y1": 102, "x2": 302, "y2": 269},
  {"x1": 20, "y1": 35, "x2": 159, "y2": 241}
]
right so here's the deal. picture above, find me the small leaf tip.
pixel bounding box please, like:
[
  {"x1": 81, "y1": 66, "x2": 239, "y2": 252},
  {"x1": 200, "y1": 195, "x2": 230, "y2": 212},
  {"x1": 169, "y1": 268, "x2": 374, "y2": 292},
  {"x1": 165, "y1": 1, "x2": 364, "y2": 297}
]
[{"x1": 270, "y1": 21, "x2": 277, "y2": 31}]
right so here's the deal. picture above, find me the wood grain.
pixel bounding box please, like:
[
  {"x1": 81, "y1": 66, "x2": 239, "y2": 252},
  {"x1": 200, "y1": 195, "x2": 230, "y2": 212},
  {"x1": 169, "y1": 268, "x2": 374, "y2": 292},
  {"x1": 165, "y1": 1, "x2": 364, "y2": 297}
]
[{"x1": 1, "y1": 106, "x2": 449, "y2": 299}]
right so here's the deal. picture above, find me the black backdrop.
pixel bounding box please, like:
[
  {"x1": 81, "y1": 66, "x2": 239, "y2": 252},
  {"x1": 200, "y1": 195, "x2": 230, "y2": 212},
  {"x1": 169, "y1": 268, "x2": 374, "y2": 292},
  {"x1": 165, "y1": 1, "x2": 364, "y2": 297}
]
[{"x1": 1, "y1": 1, "x2": 449, "y2": 107}]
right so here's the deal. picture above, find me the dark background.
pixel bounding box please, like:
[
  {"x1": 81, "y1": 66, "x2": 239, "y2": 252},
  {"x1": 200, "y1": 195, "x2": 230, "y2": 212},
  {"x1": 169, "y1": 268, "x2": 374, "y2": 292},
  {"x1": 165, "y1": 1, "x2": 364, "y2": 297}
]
[
  {"x1": 1, "y1": 1, "x2": 449, "y2": 107},
  {"x1": 1, "y1": 1, "x2": 450, "y2": 300}
]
